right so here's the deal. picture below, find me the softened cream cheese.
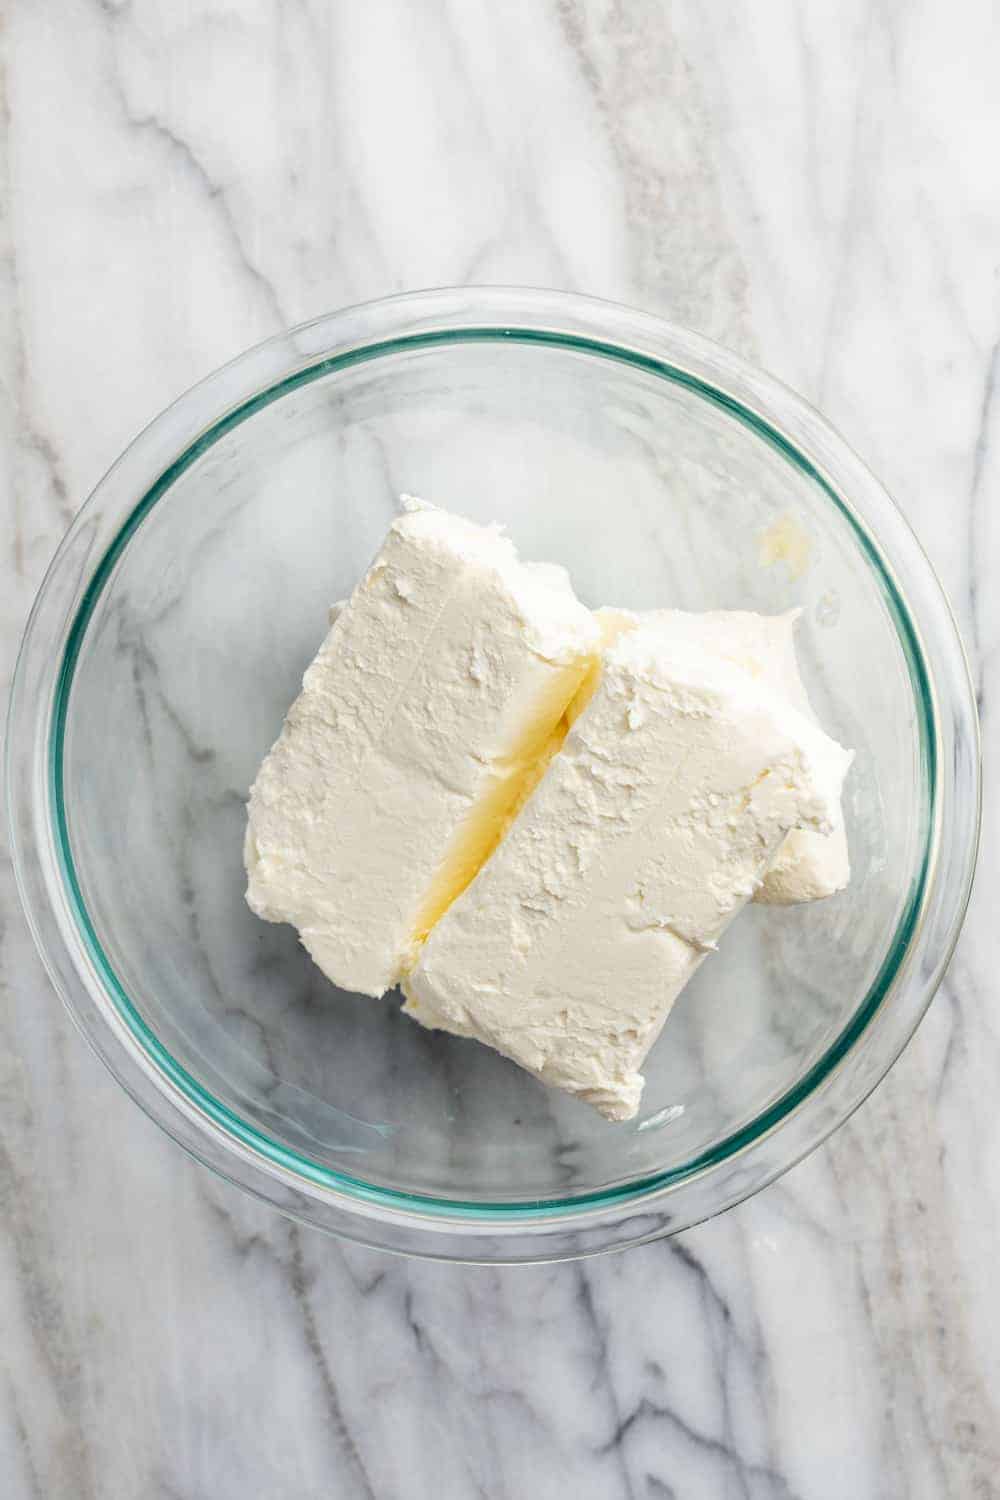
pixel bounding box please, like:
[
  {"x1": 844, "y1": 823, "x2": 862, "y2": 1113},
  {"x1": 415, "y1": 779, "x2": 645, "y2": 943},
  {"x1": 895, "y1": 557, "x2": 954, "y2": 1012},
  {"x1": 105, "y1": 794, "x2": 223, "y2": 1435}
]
[
  {"x1": 403, "y1": 622, "x2": 853, "y2": 1120},
  {"x1": 245, "y1": 500, "x2": 599, "y2": 996},
  {"x1": 246, "y1": 503, "x2": 855, "y2": 1121},
  {"x1": 625, "y1": 609, "x2": 851, "y2": 904}
]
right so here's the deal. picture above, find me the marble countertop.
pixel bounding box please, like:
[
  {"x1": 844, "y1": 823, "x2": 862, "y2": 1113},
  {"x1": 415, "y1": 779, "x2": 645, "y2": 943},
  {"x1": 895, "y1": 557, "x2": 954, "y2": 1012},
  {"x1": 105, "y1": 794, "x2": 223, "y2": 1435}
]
[{"x1": 2, "y1": 3, "x2": 998, "y2": 1496}]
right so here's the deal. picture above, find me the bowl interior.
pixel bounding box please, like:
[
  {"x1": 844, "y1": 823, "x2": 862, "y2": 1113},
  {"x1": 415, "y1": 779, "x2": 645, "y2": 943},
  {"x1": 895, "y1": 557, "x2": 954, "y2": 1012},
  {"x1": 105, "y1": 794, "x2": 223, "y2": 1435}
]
[{"x1": 57, "y1": 334, "x2": 931, "y2": 1204}]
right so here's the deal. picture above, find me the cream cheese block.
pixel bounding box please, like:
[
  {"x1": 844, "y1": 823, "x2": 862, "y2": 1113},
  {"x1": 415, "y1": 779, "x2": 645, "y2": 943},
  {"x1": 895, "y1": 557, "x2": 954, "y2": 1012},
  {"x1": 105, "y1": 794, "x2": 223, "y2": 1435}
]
[
  {"x1": 631, "y1": 609, "x2": 851, "y2": 904},
  {"x1": 403, "y1": 622, "x2": 854, "y2": 1120},
  {"x1": 245, "y1": 499, "x2": 600, "y2": 996}
]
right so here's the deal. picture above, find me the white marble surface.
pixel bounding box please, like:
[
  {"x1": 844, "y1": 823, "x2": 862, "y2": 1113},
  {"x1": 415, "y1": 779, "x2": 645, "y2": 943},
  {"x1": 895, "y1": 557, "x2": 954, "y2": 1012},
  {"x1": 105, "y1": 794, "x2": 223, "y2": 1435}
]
[{"x1": 2, "y1": 1, "x2": 998, "y2": 1495}]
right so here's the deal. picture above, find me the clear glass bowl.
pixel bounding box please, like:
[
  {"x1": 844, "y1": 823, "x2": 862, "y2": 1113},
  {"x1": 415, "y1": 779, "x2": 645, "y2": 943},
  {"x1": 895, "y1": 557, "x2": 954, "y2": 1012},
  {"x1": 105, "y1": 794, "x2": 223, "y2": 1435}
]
[{"x1": 6, "y1": 289, "x2": 980, "y2": 1261}]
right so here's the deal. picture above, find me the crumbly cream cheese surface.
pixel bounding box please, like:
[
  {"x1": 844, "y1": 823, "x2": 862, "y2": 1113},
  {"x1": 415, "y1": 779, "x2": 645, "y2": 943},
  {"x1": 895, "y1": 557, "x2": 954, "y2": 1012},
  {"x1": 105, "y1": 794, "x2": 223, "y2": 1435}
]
[
  {"x1": 630, "y1": 609, "x2": 851, "y2": 904},
  {"x1": 245, "y1": 500, "x2": 599, "y2": 997},
  {"x1": 403, "y1": 624, "x2": 853, "y2": 1120}
]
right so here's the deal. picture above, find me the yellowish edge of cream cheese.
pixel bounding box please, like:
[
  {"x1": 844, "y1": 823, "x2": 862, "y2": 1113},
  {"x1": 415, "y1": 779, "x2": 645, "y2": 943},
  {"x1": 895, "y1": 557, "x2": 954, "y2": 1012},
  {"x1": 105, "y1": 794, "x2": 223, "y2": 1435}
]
[{"x1": 401, "y1": 610, "x2": 636, "y2": 975}]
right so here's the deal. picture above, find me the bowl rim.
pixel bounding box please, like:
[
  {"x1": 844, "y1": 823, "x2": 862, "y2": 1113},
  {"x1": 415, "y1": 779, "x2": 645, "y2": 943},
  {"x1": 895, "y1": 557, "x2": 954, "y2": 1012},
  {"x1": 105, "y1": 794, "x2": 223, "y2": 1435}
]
[{"x1": 6, "y1": 286, "x2": 981, "y2": 1260}]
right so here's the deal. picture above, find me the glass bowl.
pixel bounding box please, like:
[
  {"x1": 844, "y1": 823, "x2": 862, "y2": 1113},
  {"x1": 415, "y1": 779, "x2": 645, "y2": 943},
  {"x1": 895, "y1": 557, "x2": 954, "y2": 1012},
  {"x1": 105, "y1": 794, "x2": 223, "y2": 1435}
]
[{"x1": 6, "y1": 288, "x2": 980, "y2": 1262}]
